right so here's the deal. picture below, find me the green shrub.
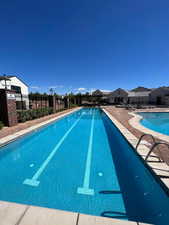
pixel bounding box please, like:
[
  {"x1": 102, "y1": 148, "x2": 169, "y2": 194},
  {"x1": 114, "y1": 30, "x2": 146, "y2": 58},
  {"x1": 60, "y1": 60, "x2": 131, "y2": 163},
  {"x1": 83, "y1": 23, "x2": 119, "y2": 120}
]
[
  {"x1": 17, "y1": 107, "x2": 55, "y2": 123},
  {"x1": 17, "y1": 111, "x2": 25, "y2": 122},
  {"x1": 69, "y1": 104, "x2": 77, "y2": 108},
  {"x1": 0, "y1": 121, "x2": 4, "y2": 130},
  {"x1": 16, "y1": 107, "x2": 71, "y2": 123},
  {"x1": 49, "y1": 107, "x2": 54, "y2": 114},
  {"x1": 30, "y1": 109, "x2": 37, "y2": 119}
]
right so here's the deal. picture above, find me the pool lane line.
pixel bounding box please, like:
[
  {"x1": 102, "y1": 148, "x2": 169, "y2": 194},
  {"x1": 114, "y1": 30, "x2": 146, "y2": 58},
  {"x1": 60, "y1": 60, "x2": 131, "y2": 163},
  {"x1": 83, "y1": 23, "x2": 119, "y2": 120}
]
[
  {"x1": 23, "y1": 112, "x2": 84, "y2": 187},
  {"x1": 77, "y1": 109, "x2": 95, "y2": 195}
]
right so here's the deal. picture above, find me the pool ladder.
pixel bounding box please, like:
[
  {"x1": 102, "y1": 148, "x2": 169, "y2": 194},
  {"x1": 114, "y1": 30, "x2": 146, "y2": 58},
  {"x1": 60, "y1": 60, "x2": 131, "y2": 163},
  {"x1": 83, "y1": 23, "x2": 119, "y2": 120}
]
[{"x1": 136, "y1": 134, "x2": 169, "y2": 162}]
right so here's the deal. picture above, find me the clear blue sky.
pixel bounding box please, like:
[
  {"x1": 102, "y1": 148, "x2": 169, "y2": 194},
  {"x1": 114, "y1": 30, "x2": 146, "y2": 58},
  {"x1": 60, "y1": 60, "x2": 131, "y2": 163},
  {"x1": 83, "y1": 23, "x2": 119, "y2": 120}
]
[{"x1": 0, "y1": 0, "x2": 169, "y2": 94}]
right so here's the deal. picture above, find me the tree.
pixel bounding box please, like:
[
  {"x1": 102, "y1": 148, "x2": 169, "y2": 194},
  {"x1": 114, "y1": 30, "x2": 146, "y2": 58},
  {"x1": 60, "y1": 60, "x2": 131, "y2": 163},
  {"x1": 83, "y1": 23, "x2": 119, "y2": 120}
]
[{"x1": 49, "y1": 88, "x2": 54, "y2": 95}]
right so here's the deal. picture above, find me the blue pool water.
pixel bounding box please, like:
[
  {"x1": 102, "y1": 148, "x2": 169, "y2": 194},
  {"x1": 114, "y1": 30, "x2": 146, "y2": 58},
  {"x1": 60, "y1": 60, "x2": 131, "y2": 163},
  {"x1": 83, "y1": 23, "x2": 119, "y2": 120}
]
[
  {"x1": 0, "y1": 108, "x2": 169, "y2": 224},
  {"x1": 139, "y1": 112, "x2": 169, "y2": 136}
]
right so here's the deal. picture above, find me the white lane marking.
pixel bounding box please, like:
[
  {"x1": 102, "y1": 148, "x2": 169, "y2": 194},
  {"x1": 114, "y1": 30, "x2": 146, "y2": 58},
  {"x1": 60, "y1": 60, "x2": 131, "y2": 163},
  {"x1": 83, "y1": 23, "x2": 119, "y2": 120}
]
[
  {"x1": 23, "y1": 113, "x2": 83, "y2": 187},
  {"x1": 77, "y1": 110, "x2": 95, "y2": 195}
]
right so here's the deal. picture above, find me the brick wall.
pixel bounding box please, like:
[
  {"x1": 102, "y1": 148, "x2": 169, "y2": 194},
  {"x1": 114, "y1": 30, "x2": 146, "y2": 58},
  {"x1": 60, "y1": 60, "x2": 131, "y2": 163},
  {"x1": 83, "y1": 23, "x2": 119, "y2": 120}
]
[
  {"x1": 7, "y1": 99, "x2": 18, "y2": 126},
  {"x1": 0, "y1": 89, "x2": 18, "y2": 126}
]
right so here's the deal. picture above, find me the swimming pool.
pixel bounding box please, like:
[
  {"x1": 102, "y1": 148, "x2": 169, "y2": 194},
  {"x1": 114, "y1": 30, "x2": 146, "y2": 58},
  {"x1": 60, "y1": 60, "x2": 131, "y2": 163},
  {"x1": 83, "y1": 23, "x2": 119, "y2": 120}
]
[
  {"x1": 0, "y1": 108, "x2": 169, "y2": 224},
  {"x1": 139, "y1": 112, "x2": 169, "y2": 136}
]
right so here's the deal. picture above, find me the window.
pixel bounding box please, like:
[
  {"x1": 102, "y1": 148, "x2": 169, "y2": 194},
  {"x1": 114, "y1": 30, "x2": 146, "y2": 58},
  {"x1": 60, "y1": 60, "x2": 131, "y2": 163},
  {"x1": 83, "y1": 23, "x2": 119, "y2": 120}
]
[{"x1": 11, "y1": 85, "x2": 21, "y2": 93}]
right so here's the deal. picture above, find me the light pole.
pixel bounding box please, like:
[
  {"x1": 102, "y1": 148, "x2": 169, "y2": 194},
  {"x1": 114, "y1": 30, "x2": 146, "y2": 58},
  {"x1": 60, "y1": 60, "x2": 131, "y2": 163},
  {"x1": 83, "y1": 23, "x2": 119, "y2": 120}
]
[
  {"x1": 67, "y1": 86, "x2": 73, "y2": 108},
  {"x1": 3, "y1": 74, "x2": 8, "y2": 90}
]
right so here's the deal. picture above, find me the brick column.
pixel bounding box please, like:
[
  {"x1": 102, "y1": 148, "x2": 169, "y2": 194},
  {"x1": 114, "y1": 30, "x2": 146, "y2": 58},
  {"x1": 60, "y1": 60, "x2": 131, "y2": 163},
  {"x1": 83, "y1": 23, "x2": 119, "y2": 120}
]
[{"x1": 0, "y1": 89, "x2": 18, "y2": 126}]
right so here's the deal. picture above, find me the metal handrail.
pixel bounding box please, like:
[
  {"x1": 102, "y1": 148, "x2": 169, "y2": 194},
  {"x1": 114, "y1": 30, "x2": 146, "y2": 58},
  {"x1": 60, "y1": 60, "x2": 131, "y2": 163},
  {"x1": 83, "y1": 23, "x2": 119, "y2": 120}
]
[
  {"x1": 136, "y1": 134, "x2": 156, "y2": 151},
  {"x1": 145, "y1": 142, "x2": 169, "y2": 162}
]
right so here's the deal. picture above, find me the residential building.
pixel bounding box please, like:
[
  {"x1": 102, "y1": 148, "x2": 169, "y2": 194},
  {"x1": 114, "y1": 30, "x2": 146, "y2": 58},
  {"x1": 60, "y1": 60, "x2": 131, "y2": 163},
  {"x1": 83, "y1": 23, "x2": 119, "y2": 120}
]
[
  {"x1": 149, "y1": 87, "x2": 169, "y2": 105},
  {"x1": 128, "y1": 91, "x2": 150, "y2": 104},
  {"x1": 0, "y1": 75, "x2": 29, "y2": 109},
  {"x1": 92, "y1": 89, "x2": 111, "y2": 103},
  {"x1": 108, "y1": 88, "x2": 129, "y2": 104},
  {"x1": 108, "y1": 86, "x2": 169, "y2": 106},
  {"x1": 108, "y1": 88, "x2": 151, "y2": 105},
  {"x1": 92, "y1": 89, "x2": 103, "y2": 96}
]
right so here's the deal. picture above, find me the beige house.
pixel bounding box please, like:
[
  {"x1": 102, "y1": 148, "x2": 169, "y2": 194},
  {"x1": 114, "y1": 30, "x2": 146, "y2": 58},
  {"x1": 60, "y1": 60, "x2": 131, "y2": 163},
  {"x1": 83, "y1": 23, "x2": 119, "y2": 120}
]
[
  {"x1": 92, "y1": 89, "x2": 111, "y2": 96},
  {"x1": 149, "y1": 87, "x2": 169, "y2": 105},
  {"x1": 164, "y1": 96, "x2": 169, "y2": 105},
  {"x1": 108, "y1": 88, "x2": 128, "y2": 104},
  {"x1": 108, "y1": 87, "x2": 169, "y2": 106},
  {"x1": 92, "y1": 89, "x2": 103, "y2": 96},
  {"x1": 128, "y1": 91, "x2": 150, "y2": 104},
  {"x1": 92, "y1": 89, "x2": 111, "y2": 103}
]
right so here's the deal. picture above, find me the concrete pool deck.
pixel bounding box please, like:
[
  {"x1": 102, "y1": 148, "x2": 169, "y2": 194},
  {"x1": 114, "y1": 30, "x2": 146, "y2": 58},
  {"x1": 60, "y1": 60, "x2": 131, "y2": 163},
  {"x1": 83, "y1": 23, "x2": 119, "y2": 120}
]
[
  {"x1": 102, "y1": 106, "x2": 169, "y2": 190},
  {"x1": 0, "y1": 106, "x2": 164, "y2": 225},
  {"x1": 0, "y1": 200, "x2": 150, "y2": 225}
]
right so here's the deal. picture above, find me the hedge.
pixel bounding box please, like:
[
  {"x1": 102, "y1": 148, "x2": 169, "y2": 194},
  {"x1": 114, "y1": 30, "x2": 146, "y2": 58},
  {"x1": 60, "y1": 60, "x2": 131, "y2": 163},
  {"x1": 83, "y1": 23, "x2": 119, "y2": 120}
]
[
  {"x1": 17, "y1": 107, "x2": 54, "y2": 123},
  {"x1": 69, "y1": 103, "x2": 78, "y2": 108},
  {"x1": 17, "y1": 107, "x2": 69, "y2": 123}
]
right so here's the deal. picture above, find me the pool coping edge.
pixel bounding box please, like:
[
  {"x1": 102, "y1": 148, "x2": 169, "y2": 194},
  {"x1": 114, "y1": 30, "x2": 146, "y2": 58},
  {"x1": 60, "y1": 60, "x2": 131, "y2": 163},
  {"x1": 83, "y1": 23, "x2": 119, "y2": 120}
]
[
  {"x1": 0, "y1": 200, "x2": 150, "y2": 225},
  {"x1": 0, "y1": 107, "x2": 82, "y2": 148},
  {"x1": 128, "y1": 112, "x2": 169, "y2": 143},
  {"x1": 102, "y1": 107, "x2": 169, "y2": 191}
]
